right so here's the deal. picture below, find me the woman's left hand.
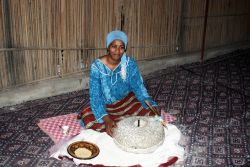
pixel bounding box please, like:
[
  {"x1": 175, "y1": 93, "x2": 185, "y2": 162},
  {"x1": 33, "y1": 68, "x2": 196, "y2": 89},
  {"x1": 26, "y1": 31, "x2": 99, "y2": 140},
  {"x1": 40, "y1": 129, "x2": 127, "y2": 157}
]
[{"x1": 103, "y1": 115, "x2": 117, "y2": 136}]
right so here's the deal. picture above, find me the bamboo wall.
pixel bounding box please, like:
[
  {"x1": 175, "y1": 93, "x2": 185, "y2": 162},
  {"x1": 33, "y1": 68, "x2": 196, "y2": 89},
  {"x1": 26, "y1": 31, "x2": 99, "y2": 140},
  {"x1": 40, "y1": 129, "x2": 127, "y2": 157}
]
[
  {"x1": 181, "y1": 0, "x2": 250, "y2": 52},
  {"x1": 122, "y1": 0, "x2": 181, "y2": 60},
  {"x1": 0, "y1": 0, "x2": 249, "y2": 90}
]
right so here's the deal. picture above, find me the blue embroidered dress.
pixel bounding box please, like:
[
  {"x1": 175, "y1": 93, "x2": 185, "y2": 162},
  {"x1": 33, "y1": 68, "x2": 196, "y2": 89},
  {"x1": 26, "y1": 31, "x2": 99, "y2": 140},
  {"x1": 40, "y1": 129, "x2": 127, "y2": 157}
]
[{"x1": 89, "y1": 54, "x2": 157, "y2": 123}]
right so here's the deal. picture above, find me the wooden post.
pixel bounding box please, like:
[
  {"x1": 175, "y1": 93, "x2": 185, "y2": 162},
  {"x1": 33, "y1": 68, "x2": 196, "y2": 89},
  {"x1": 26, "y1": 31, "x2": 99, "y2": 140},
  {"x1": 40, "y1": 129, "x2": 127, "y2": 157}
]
[
  {"x1": 201, "y1": 0, "x2": 210, "y2": 63},
  {"x1": 178, "y1": 0, "x2": 187, "y2": 54}
]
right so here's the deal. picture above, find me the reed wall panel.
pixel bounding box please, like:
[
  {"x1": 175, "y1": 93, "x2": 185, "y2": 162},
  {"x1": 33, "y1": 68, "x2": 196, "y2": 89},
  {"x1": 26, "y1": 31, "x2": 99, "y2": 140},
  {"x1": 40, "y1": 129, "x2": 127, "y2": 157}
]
[
  {"x1": 0, "y1": 0, "x2": 249, "y2": 90},
  {"x1": 181, "y1": 0, "x2": 250, "y2": 52},
  {"x1": 123, "y1": 0, "x2": 181, "y2": 59},
  {"x1": 0, "y1": 3, "x2": 4, "y2": 47},
  {"x1": 0, "y1": 52, "x2": 9, "y2": 88}
]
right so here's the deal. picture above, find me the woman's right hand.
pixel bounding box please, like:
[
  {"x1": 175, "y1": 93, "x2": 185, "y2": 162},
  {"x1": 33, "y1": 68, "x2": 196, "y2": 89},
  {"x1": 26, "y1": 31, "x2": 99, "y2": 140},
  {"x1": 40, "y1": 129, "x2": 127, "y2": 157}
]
[{"x1": 103, "y1": 115, "x2": 117, "y2": 136}]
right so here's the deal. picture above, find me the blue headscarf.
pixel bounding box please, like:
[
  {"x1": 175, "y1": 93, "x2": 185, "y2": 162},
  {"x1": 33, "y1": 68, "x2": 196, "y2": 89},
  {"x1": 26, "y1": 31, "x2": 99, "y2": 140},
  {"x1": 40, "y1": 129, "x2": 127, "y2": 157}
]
[
  {"x1": 106, "y1": 30, "x2": 128, "y2": 81},
  {"x1": 106, "y1": 30, "x2": 128, "y2": 49}
]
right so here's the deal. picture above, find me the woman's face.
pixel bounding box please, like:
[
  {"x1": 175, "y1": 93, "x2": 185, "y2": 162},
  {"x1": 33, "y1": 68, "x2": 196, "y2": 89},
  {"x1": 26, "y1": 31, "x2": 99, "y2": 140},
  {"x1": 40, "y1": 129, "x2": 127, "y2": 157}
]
[{"x1": 108, "y1": 40, "x2": 125, "y2": 63}]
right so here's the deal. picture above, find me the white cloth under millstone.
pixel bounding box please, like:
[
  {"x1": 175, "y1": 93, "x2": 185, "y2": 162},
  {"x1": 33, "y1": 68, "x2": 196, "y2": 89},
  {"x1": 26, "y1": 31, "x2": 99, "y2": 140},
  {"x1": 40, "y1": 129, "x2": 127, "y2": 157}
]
[{"x1": 50, "y1": 124, "x2": 184, "y2": 167}]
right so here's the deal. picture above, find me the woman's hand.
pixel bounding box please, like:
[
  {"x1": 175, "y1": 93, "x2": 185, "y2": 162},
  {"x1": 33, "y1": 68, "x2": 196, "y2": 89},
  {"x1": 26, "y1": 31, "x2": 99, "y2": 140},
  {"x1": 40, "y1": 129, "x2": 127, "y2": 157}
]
[{"x1": 103, "y1": 115, "x2": 117, "y2": 136}]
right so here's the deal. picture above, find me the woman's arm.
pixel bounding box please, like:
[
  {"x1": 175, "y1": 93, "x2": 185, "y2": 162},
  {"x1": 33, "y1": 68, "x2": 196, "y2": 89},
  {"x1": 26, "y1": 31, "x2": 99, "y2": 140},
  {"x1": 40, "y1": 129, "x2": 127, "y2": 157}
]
[
  {"x1": 128, "y1": 60, "x2": 157, "y2": 109},
  {"x1": 89, "y1": 63, "x2": 117, "y2": 135},
  {"x1": 89, "y1": 64, "x2": 108, "y2": 123}
]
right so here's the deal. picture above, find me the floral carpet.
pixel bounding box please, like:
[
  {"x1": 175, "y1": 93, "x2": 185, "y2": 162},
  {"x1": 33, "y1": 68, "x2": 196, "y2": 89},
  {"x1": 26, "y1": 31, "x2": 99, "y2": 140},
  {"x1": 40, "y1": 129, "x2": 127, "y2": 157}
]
[{"x1": 0, "y1": 49, "x2": 250, "y2": 167}]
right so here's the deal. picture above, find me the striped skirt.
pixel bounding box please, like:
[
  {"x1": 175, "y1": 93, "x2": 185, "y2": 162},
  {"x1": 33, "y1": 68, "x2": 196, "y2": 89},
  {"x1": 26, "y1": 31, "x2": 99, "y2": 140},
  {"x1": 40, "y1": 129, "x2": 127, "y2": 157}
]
[{"x1": 77, "y1": 92, "x2": 155, "y2": 132}]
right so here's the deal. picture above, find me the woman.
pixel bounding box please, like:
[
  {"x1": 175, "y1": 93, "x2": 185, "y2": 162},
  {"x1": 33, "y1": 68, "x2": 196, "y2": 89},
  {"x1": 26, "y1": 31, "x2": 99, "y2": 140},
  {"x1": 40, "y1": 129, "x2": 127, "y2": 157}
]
[{"x1": 77, "y1": 30, "x2": 158, "y2": 136}]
